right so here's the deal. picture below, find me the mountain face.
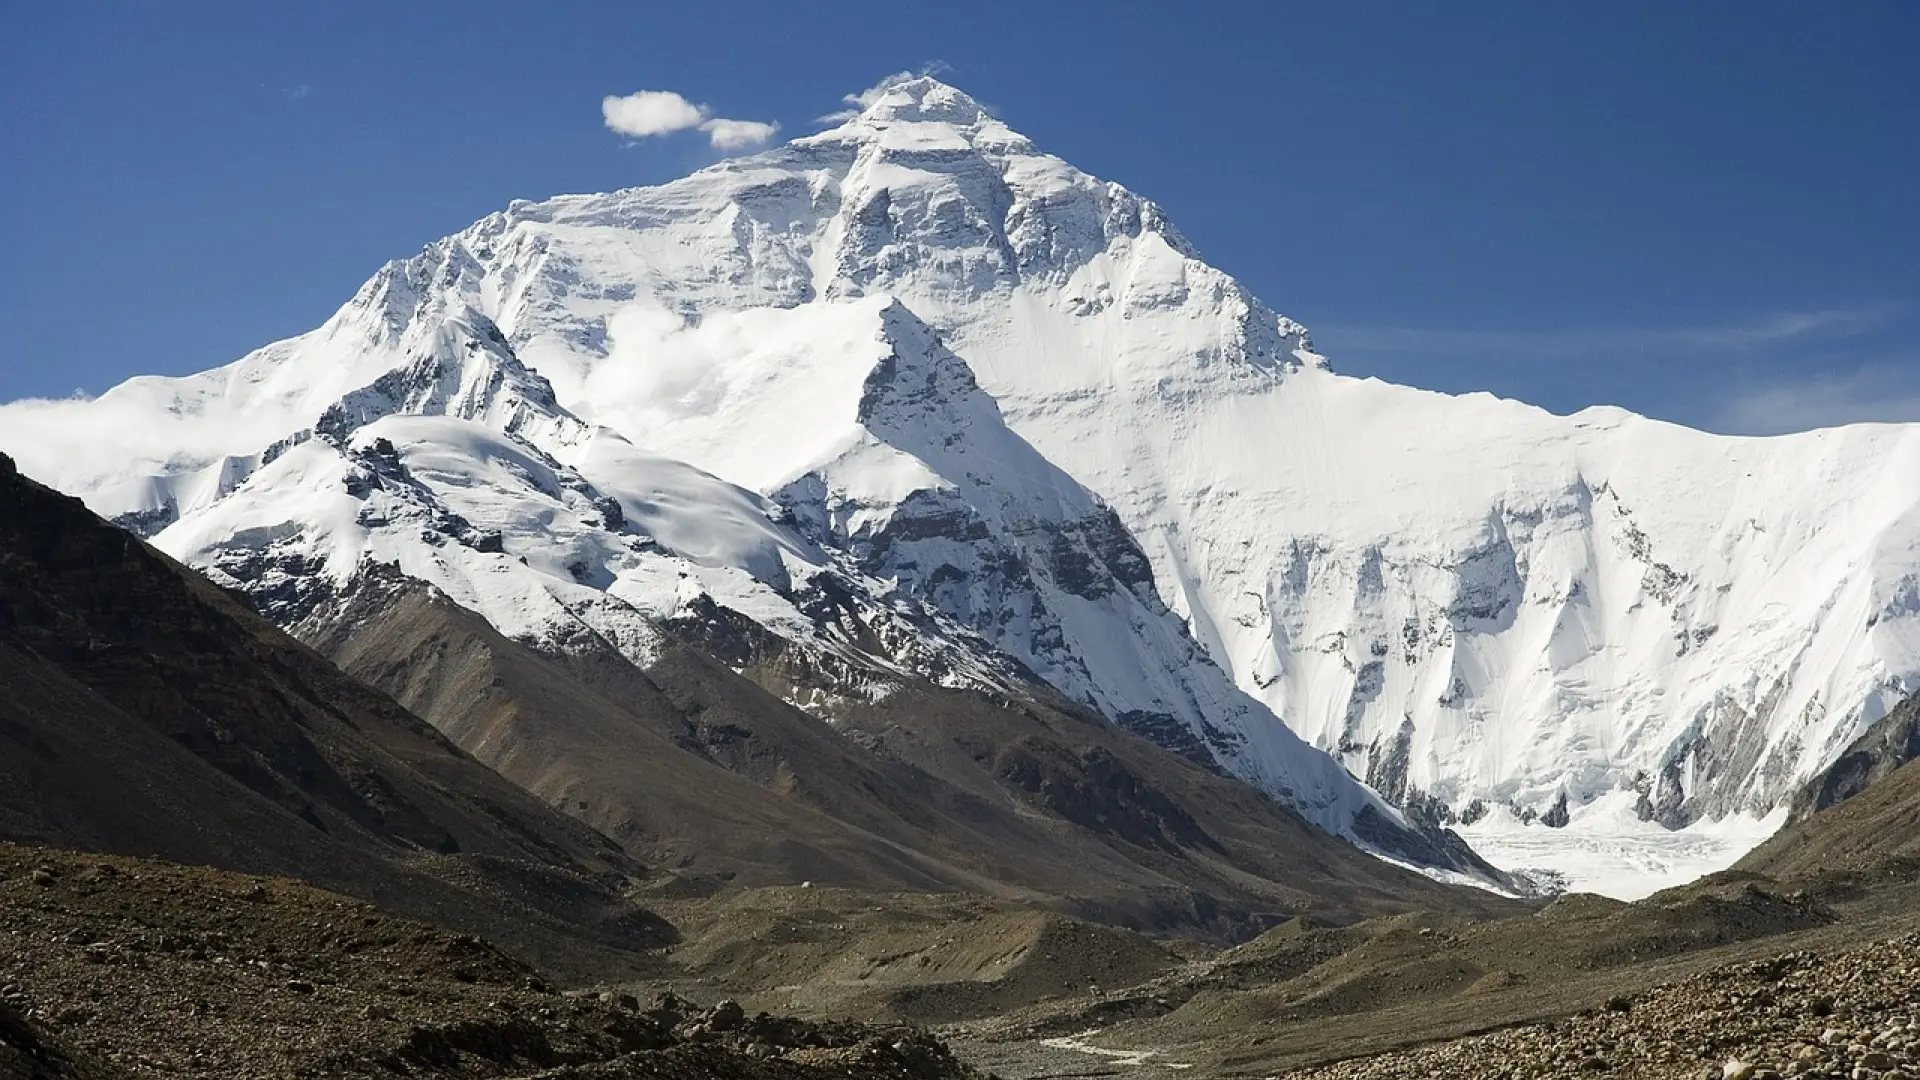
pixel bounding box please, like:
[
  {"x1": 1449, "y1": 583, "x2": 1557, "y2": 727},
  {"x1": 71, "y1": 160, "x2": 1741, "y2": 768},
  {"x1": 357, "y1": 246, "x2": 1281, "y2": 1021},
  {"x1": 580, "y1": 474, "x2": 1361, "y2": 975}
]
[
  {"x1": 7, "y1": 76, "x2": 1916, "y2": 887},
  {"x1": 290, "y1": 567, "x2": 1522, "y2": 934},
  {"x1": 107, "y1": 298, "x2": 1418, "y2": 856}
]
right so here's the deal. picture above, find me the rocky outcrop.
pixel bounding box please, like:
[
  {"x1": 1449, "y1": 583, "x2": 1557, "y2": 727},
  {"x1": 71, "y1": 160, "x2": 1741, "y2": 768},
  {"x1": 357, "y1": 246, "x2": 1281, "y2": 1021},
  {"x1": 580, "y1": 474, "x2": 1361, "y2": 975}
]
[{"x1": 1788, "y1": 692, "x2": 1920, "y2": 822}]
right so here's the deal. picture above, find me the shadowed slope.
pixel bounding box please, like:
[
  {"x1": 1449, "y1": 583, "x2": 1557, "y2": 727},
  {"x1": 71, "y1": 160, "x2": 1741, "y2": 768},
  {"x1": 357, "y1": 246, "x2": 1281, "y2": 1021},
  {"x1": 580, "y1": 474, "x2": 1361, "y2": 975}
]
[{"x1": 0, "y1": 453, "x2": 664, "y2": 979}]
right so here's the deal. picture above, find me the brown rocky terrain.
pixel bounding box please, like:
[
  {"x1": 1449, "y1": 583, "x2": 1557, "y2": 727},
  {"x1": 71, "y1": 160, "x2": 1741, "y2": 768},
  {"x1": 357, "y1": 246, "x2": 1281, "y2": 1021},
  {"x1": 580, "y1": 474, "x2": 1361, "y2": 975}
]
[
  {"x1": 0, "y1": 843, "x2": 976, "y2": 1080},
  {"x1": 1257, "y1": 746, "x2": 1920, "y2": 1080},
  {"x1": 13, "y1": 823, "x2": 1920, "y2": 1080},
  {"x1": 637, "y1": 884, "x2": 1204, "y2": 1026},
  {"x1": 1281, "y1": 932, "x2": 1920, "y2": 1080},
  {"x1": 920, "y1": 719, "x2": 1920, "y2": 1079},
  {"x1": 915, "y1": 871, "x2": 1920, "y2": 1079}
]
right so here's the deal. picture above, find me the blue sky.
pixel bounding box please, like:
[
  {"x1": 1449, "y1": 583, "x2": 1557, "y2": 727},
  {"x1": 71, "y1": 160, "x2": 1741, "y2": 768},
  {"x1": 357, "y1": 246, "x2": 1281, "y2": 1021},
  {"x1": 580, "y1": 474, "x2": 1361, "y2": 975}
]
[{"x1": 2, "y1": 1, "x2": 1913, "y2": 433}]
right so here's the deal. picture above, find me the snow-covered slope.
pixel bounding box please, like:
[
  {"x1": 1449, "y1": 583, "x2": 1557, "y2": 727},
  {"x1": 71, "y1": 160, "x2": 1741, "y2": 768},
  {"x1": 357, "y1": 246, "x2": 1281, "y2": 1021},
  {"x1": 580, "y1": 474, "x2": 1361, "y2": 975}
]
[
  {"x1": 0, "y1": 281, "x2": 1429, "y2": 861},
  {"x1": 8, "y1": 75, "x2": 1916, "y2": 891}
]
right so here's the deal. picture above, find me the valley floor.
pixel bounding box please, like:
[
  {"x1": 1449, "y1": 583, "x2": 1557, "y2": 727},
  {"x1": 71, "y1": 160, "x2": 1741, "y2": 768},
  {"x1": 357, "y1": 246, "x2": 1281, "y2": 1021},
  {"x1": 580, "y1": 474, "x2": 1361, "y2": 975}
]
[
  {"x1": 11, "y1": 831, "x2": 1920, "y2": 1080},
  {"x1": 0, "y1": 844, "x2": 973, "y2": 1080},
  {"x1": 933, "y1": 880, "x2": 1920, "y2": 1079}
]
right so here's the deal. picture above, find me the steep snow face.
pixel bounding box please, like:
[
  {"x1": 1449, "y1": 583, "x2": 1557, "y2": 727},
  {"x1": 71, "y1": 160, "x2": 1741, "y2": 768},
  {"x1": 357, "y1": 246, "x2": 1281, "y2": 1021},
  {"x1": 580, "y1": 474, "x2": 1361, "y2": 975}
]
[
  {"x1": 1116, "y1": 376, "x2": 1920, "y2": 833},
  {"x1": 771, "y1": 301, "x2": 1385, "y2": 821},
  {"x1": 8, "y1": 74, "x2": 1916, "y2": 889}
]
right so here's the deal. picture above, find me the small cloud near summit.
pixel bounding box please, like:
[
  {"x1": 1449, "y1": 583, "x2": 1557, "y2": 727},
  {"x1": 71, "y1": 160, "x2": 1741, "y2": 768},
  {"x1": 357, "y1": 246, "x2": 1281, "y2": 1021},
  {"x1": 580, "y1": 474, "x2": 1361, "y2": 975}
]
[
  {"x1": 601, "y1": 90, "x2": 707, "y2": 138},
  {"x1": 815, "y1": 64, "x2": 958, "y2": 124},
  {"x1": 700, "y1": 118, "x2": 780, "y2": 150},
  {"x1": 815, "y1": 74, "x2": 910, "y2": 124},
  {"x1": 601, "y1": 89, "x2": 779, "y2": 150}
]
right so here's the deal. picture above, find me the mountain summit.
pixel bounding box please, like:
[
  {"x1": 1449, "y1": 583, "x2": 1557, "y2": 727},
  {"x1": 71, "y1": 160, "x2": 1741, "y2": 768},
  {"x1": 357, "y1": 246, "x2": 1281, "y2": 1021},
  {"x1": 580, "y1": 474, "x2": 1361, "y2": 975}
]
[{"x1": 7, "y1": 76, "x2": 1917, "y2": 893}]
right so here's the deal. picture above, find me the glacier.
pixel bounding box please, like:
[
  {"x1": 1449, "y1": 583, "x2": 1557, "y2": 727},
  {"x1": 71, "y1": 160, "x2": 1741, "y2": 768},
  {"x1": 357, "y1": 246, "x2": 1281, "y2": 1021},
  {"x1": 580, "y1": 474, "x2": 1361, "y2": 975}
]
[{"x1": 6, "y1": 75, "x2": 1918, "y2": 894}]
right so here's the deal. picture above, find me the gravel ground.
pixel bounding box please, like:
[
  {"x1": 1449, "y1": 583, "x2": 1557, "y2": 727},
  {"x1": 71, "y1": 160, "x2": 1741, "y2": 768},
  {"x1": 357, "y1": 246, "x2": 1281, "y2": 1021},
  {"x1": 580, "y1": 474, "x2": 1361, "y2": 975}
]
[
  {"x1": 1283, "y1": 932, "x2": 1920, "y2": 1079},
  {"x1": 0, "y1": 844, "x2": 979, "y2": 1080}
]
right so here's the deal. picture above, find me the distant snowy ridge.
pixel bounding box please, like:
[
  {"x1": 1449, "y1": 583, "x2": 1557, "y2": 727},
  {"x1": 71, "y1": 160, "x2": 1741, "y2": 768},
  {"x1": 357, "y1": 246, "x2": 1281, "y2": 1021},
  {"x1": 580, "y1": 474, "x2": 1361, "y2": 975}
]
[{"x1": 8, "y1": 76, "x2": 1917, "y2": 890}]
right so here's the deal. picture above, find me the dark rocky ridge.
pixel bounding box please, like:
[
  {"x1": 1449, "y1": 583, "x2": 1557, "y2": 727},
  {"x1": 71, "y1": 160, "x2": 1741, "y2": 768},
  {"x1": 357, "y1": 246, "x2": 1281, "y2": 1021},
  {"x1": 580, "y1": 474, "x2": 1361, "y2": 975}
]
[
  {"x1": 0, "y1": 999, "x2": 116, "y2": 1080},
  {"x1": 0, "y1": 452, "x2": 665, "y2": 980},
  {"x1": 1738, "y1": 692, "x2": 1920, "y2": 883},
  {"x1": 1786, "y1": 690, "x2": 1920, "y2": 822}
]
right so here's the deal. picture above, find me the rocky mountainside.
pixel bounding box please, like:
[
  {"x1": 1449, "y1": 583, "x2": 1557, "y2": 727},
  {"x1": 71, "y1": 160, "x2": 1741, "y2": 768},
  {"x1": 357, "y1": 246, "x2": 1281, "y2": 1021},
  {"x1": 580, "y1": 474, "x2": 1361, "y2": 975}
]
[
  {"x1": 1736, "y1": 692, "x2": 1920, "y2": 882},
  {"x1": 1785, "y1": 690, "x2": 1920, "y2": 822},
  {"x1": 0, "y1": 283, "x2": 1456, "y2": 871},
  {"x1": 0, "y1": 452, "x2": 668, "y2": 979},
  {"x1": 295, "y1": 563, "x2": 1520, "y2": 936},
  {"x1": 0, "y1": 438, "x2": 1515, "y2": 949},
  {"x1": 5, "y1": 440, "x2": 1920, "y2": 1076},
  {"x1": 0, "y1": 443, "x2": 1513, "y2": 1079},
  {"x1": 9, "y1": 76, "x2": 1920, "y2": 889}
]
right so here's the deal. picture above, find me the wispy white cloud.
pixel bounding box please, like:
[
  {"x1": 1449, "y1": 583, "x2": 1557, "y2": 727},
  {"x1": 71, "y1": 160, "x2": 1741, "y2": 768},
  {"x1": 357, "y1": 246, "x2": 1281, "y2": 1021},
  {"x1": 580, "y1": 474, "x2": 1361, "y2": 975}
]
[
  {"x1": 1712, "y1": 363, "x2": 1920, "y2": 434},
  {"x1": 601, "y1": 89, "x2": 778, "y2": 150},
  {"x1": 0, "y1": 389, "x2": 294, "y2": 494},
  {"x1": 816, "y1": 72, "x2": 915, "y2": 124},
  {"x1": 1322, "y1": 305, "x2": 1905, "y2": 362},
  {"x1": 1672, "y1": 306, "x2": 1905, "y2": 348},
  {"x1": 698, "y1": 117, "x2": 779, "y2": 150}
]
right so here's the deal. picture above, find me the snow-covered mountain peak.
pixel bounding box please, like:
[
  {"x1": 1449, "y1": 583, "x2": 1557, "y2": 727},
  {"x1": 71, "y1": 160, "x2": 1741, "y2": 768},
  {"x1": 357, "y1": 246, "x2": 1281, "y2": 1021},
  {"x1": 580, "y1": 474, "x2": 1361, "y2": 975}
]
[
  {"x1": 315, "y1": 307, "x2": 588, "y2": 451},
  {"x1": 858, "y1": 298, "x2": 980, "y2": 418},
  {"x1": 812, "y1": 75, "x2": 1016, "y2": 145},
  {"x1": 24, "y1": 77, "x2": 1920, "y2": 893}
]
